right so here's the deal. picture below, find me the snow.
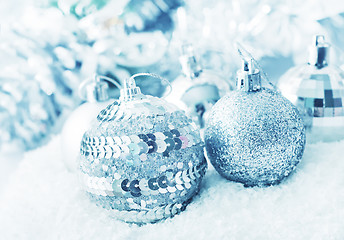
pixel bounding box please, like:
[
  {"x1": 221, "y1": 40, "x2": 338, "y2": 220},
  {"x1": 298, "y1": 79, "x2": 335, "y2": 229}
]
[{"x1": 0, "y1": 135, "x2": 343, "y2": 240}]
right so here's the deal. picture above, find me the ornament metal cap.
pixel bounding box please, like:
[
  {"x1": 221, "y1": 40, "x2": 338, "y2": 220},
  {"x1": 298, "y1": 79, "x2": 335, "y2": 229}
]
[
  {"x1": 236, "y1": 59, "x2": 261, "y2": 92},
  {"x1": 120, "y1": 76, "x2": 144, "y2": 102},
  {"x1": 79, "y1": 75, "x2": 121, "y2": 103},
  {"x1": 308, "y1": 35, "x2": 330, "y2": 69},
  {"x1": 179, "y1": 43, "x2": 203, "y2": 79}
]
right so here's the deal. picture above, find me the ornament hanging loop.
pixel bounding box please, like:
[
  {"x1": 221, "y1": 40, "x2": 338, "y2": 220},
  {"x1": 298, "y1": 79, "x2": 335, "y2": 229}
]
[
  {"x1": 120, "y1": 72, "x2": 172, "y2": 102},
  {"x1": 78, "y1": 74, "x2": 121, "y2": 103}
]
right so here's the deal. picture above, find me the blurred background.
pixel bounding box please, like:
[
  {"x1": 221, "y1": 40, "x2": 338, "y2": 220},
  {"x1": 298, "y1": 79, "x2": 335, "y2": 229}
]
[{"x1": 0, "y1": 0, "x2": 344, "y2": 194}]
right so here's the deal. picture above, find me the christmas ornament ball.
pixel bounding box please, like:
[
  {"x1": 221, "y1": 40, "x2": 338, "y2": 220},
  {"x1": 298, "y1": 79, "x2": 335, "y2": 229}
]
[
  {"x1": 278, "y1": 64, "x2": 344, "y2": 142},
  {"x1": 79, "y1": 74, "x2": 207, "y2": 224},
  {"x1": 205, "y1": 60, "x2": 306, "y2": 187},
  {"x1": 278, "y1": 35, "x2": 344, "y2": 142},
  {"x1": 62, "y1": 101, "x2": 112, "y2": 171},
  {"x1": 61, "y1": 75, "x2": 118, "y2": 172},
  {"x1": 166, "y1": 43, "x2": 232, "y2": 129}
]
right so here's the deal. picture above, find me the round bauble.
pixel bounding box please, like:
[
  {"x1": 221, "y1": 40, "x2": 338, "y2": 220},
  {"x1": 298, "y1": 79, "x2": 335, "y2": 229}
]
[
  {"x1": 61, "y1": 75, "x2": 121, "y2": 172},
  {"x1": 166, "y1": 44, "x2": 232, "y2": 128},
  {"x1": 167, "y1": 69, "x2": 230, "y2": 128},
  {"x1": 205, "y1": 60, "x2": 306, "y2": 187},
  {"x1": 79, "y1": 74, "x2": 207, "y2": 223},
  {"x1": 278, "y1": 35, "x2": 344, "y2": 143},
  {"x1": 90, "y1": 0, "x2": 181, "y2": 68},
  {"x1": 61, "y1": 101, "x2": 113, "y2": 171}
]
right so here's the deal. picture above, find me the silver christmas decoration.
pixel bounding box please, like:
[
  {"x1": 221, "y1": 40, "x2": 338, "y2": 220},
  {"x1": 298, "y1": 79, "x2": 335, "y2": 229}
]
[
  {"x1": 278, "y1": 35, "x2": 344, "y2": 142},
  {"x1": 79, "y1": 73, "x2": 207, "y2": 224},
  {"x1": 166, "y1": 43, "x2": 232, "y2": 128},
  {"x1": 205, "y1": 59, "x2": 306, "y2": 187},
  {"x1": 89, "y1": 0, "x2": 182, "y2": 68},
  {"x1": 61, "y1": 75, "x2": 121, "y2": 172}
]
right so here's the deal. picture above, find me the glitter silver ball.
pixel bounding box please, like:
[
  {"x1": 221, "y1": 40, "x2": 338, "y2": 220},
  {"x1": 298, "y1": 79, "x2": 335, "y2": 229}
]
[
  {"x1": 204, "y1": 88, "x2": 306, "y2": 187},
  {"x1": 79, "y1": 94, "x2": 207, "y2": 224},
  {"x1": 278, "y1": 64, "x2": 344, "y2": 142}
]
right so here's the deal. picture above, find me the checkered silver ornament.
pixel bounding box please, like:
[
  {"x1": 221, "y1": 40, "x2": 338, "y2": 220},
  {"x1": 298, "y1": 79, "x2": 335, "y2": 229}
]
[{"x1": 278, "y1": 35, "x2": 344, "y2": 142}]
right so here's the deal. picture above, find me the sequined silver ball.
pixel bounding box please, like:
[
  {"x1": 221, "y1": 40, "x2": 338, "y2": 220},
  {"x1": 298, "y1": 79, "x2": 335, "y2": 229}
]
[
  {"x1": 79, "y1": 91, "x2": 207, "y2": 224},
  {"x1": 205, "y1": 88, "x2": 306, "y2": 186}
]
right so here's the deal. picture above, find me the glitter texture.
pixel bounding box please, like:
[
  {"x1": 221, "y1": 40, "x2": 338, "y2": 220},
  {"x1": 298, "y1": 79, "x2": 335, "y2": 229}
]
[
  {"x1": 205, "y1": 88, "x2": 306, "y2": 187},
  {"x1": 79, "y1": 95, "x2": 207, "y2": 224},
  {"x1": 278, "y1": 64, "x2": 344, "y2": 142}
]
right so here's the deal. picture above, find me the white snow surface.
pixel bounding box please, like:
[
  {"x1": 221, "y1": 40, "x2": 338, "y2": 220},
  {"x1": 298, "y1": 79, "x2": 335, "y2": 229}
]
[{"x1": 0, "y1": 135, "x2": 343, "y2": 240}]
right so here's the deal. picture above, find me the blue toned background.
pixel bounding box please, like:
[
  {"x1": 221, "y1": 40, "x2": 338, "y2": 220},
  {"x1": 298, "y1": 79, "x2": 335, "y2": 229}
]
[{"x1": 0, "y1": 0, "x2": 344, "y2": 239}]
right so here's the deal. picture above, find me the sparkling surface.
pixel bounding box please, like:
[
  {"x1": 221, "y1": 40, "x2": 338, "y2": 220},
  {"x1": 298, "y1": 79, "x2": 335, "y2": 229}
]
[
  {"x1": 80, "y1": 95, "x2": 207, "y2": 223},
  {"x1": 278, "y1": 64, "x2": 344, "y2": 142},
  {"x1": 205, "y1": 88, "x2": 306, "y2": 186}
]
